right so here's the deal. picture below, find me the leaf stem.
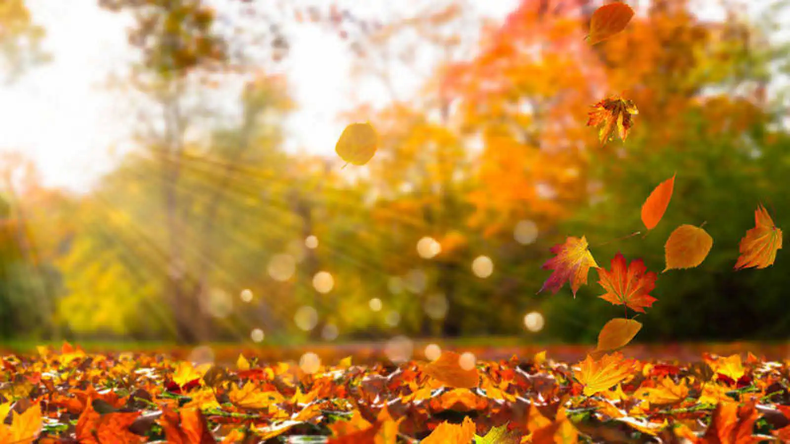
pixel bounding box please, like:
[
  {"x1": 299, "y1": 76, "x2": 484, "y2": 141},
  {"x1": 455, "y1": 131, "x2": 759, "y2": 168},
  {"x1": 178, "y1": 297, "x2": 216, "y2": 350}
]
[{"x1": 595, "y1": 231, "x2": 641, "y2": 247}]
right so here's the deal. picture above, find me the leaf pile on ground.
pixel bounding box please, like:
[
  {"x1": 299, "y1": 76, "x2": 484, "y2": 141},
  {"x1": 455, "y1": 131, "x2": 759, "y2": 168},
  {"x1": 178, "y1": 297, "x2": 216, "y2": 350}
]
[{"x1": 3, "y1": 344, "x2": 790, "y2": 442}]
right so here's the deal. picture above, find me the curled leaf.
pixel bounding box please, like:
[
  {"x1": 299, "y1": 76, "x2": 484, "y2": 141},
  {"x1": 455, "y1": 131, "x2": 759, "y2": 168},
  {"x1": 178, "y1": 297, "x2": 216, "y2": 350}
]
[
  {"x1": 587, "y1": 95, "x2": 638, "y2": 143},
  {"x1": 588, "y1": 2, "x2": 634, "y2": 45},
  {"x1": 664, "y1": 224, "x2": 713, "y2": 271},
  {"x1": 336, "y1": 122, "x2": 378, "y2": 166},
  {"x1": 735, "y1": 204, "x2": 782, "y2": 270},
  {"x1": 641, "y1": 175, "x2": 675, "y2": 230}
]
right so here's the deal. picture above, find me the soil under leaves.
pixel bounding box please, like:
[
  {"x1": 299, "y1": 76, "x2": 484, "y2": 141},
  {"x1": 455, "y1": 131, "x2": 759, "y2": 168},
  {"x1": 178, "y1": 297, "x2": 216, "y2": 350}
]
[{"x1": 3, "y1": 343, "x2": 790, "y2": 443}]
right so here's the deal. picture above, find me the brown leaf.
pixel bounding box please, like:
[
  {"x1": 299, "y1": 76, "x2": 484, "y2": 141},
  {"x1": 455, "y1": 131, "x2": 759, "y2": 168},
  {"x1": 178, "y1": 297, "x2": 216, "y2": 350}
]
[{"x1": 588, "y1": 2, "x2": 634, "y2": 45}]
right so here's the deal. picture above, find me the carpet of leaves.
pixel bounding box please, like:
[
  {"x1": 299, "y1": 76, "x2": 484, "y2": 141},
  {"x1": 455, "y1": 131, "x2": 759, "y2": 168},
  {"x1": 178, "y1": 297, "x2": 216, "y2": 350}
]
[{"x1": 3, "y1": 344, "x2": 790, "y2": 443}]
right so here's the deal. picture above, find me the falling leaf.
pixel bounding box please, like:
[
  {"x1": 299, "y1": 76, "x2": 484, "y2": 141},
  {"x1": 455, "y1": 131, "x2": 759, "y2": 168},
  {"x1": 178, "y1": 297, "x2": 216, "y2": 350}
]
[
  {"x1": 664, "y1": 224, "x2": 713, "y2": 271},
  {"x1": 336, "y1": 122, "x2": 378, "y2": 166},
  {"x1": 703, "y1": 400, "x2": 760, "y2": 444},
  {"x1": 476, "y1": 423, "x2": 521, "y2": 444},
  {"x1": 423, "y1": 351, "x2": 479, "y2": 389},
  {"x1": 595, "y1": 318, "x2": 642, "y2": 354},
  {"x1": 7, "y1": 403, "x2": 42, "y2": 444},
  {"x1": 587, "y1": 2, "x2": 634, "y2": 45},
  {"x1": 735, "y1": 204, "x2": 782, "y2": 270},
  {"x1": 576, "y1": 353, "x2": 636, "y2": 396},
  {"x1": 634, "y1": 377, "x2": 689, "y2": 406},
  {"x1": 597, "y1": 253, "x2": 658, "y2": 313},
  {"x1": 539, "y1": 236, "x2": 598, "y2": 297},
  {"x1": 641, "y1": 175, "x2": 675, "y2": 230},
  {"x1": 422, "y1": 416, "x2": 476, "y2": 444},
  {"x1": 587, "y1": 95, "x2": 638, "y2": 143}
]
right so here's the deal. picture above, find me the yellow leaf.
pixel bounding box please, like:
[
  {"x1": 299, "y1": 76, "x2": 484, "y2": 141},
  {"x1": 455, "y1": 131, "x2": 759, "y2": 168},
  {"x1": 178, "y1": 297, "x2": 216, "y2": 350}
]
[
  {"x1": 422, "y1": 416, "x2": 476, "y2": 444},
  {"x1": 339, "y1": 356, "x2": 353, "y2": 368},
  {"x1": 664, "y1": 224, "x2": 714, "y2": 271},
  {"x1": 595, "y1": 318, "x2": 642, "y2": 354},
  {"x1": 237, "y1": 354, "x2": 250, "y2": 371},
  {"x1": 576, "y1": 353, "x2": 635, "y2": 397},
  {"x1": 10, "y1": 403, "x2": 42, "y2": 444},
  {"x1": 172, "y1": 361, "x2": 202, "y2": 387},
  {"x1": 735, "y1": 204, "x2": 782, "y2": 270},
  {"x1": 423, "y1": 351, "x2": 479, "y2": 389},
  {"x1": 634, "y1": 378, "x2": 689, "y2": 406},
  {"x1": 710, "y1": 354, "x2": 745, "y2": 381},
  {"x1": 336, "y1": 122, "x2": 378, "y2": 166},
  {"x1": 534, "y1": 350, "x2": 547, "y2": 366}
]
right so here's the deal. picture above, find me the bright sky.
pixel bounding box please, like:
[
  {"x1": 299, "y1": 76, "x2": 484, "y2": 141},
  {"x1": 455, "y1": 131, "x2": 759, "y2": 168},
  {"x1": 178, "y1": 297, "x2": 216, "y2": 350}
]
[{"x1": 0, "y1": 0, "x2": 517, "y2": 192}]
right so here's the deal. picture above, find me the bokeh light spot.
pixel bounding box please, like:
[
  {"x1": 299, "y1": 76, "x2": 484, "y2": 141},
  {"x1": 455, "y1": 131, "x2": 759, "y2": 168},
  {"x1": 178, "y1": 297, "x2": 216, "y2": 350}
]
[
  {"x1": 294, "y1": 306, "x2": 318, "y2": 331},
  {"x1": 385, "y1": 336, "x2": 413, "y2": 363},
  {"x1": 472, "y1": 255, "x2": 494, "y2": 278},
  {"x1": 299, "y1": 352, "x2": 321, "y2": 374},
  {"x1": 369, "y1": 298, "x2": 382, "y2": 312},
  {"x1": 524, "y1": 311, "x2": 545, "y2": 332},
  {"x1": 424, "y1": 293, "x2": 448, "y2": 320},
  {"x1": 240, "y1": 289, "x2": 253, "y2": 303},
  {"x1": 416, "y1": 236, "x2": 441, "y2": 259},
  {"x1": 313, "y1": 271, "x2": 334, "y2": 294},
  {"x1": 514, "y1": 220, "x2": 539, "y2": 245},
  {"x1": 459, "y1": 352, "x2": 476, "y2": 371},
  {"x1": 424, "y1": 343, "x2": 441, "y2": 361},
  {"x1": 250, "y1": 328, "x2": 264, "y2": 342},
  {"x1": 305, "y1": 235, "x2": 319, "y2": 249},
  {"x1": 188, "y1": 346, "x2": 214, "y2": 366},
  {"x1": 321, "y1": 323, "x2": 339, "y2": 341},
  {"x1": 268, "y1": 254, "x2": 296, "y2": 281},
  {"x1": 385, "y1": 311, "x2": 401, "y2": 327}
]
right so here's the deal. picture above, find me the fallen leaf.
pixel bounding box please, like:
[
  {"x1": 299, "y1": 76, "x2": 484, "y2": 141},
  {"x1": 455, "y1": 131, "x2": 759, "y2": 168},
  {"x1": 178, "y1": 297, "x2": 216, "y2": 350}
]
[
  {"x1": 588, "y1": 2, "x2": 634, "y2": 45},
  {"x1": 634, "y1": 377, "x2": 689, "y2": 406},
  {"x1": 587, "y1": 95, "x2": 638, "y2": 143},
  {"x1": 708, "y1": 354, "x2": 745, "y2": 382},
  {"x1": 595, "y1": 318, "x2": 642, "y2": 354},
  {"x1": 735, "y1": 204, "x2": 782, "y2": 270},
  {"x1": 641, "y1": 175, "x2": 675, "y2": 230},
  {"x1": 336, "y1": 122, "x2": 378, "y2": 166},
  {"x1": 576, "y1": 353, "x2": 636, "y2": 396},
  {"x1": 423, "y1": 351, "x2": 479, "y2": 389},
  {"x1": 597, "y1": 253, "x2": 658, "y2": 313},
  {"x1": 8, "y1": 403, "x2": 42, "y2": 444},
  {"x1": 76, "y1": 400, "x2": 143, "y2": 444},
  {"x1": 236, "y1": 354, "x2": 250, "y2": 371},
  {"x1": 422, "y1": 416, "x2": 476, "y2": 444},
  {"x1": 228, "y1": 382, "x2": 285, "y2": 410},
  {"x1": 476, "y1": 423, "x2": 521, "y2": 444},
  {"x1": 664, "y1": 224, "x2": 713, "y2": 271},
  {"x1": 704, "y1": 400, "x2": 760, "y2": 444},
  {"x1": 539, "y1": 236, "x2": 598, "y2": 297}
]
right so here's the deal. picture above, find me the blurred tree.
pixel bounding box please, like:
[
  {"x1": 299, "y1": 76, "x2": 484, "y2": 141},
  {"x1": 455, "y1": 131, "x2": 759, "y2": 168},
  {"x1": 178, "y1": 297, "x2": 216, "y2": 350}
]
[{"x1": 0, "y1": 0, "x2": 48, "y2": 82}]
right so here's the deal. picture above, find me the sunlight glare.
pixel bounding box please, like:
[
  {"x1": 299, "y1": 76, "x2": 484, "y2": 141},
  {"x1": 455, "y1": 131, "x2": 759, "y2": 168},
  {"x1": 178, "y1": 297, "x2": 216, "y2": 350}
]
[
  {"x1": 369, "y1": 298, "x2": 382, "y2": 312},
  {"x1": 250, "y1": 328, "x2": 265, "y2": 342},
  {"x1": 417, "y1": 236, "x2": 441, "y2": 259},
  {"x1": 240, "y1": 289, "x2": 253, "y2": 303},
  {"x1": 459, "y1": 352, "x2": 476, "y2": 371},
  {"x1": 305, "y1": 235, "x2": 319, "y2": 249},
  {"x1": 299, "y1": 352, "x2": 321, "y2": 374}
]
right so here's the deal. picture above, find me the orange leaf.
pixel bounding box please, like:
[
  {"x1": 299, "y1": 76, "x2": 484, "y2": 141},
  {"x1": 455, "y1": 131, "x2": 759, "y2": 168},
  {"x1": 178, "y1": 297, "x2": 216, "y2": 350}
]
[
  {"x1": 423, "y1": 351, "x2": 479, "y2": 389},
  {"x1": 160, "y1": 407, "x2": 216, "y2": 444},
  {"x1": 327, "y1": 422, "x2": 382, "y2": 444},
  {"x1": 634, "y1": 377, "x2": 689, "y2": 406},
  {"x1": 595, "y1": 318, "x2": 642, "y2": 354},
  {"x1": 664, "y1": 224, "x2": 713, "y2": 271},
  {"x1": 531, "y1": 408, "x2": 578, "y2": 444},
  {"x1": 576, "y1": 353, "x2": 636, "y2": 397},
  {"x1": 587, "y1": 95, "x2": 638, "y2": 143},
  {"x1": 336, "y1": 122, "x2": 378, "y2": 166},
  {"x1": 588, "y1": 2, "x2": 634, "y2": 45},
  {"x1": 597, "y1": 253, "x2": 658, "y2": 313},
  {"x1": 641, "y1": 175, "x2": 675, "y2": 230},
  {"x1": 422, "y1": 416, "x2": 476, "y2": 444},
  {"x1": 735, "y1": 205, "x2": 782, "y2": 270},
  {"x1": 539, "y1": 236, "x2": 598, "y2": 297},
  {"x1": 76, "y1": 400, "x2": 144, "y2": 444},
  {"x1": 703, "y1": 400, "x2": 760, "y2": 444}
]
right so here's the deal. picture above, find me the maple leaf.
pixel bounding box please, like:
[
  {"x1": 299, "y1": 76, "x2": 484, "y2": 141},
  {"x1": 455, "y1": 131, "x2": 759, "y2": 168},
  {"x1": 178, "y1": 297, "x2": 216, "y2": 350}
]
[
  {"x1": 587, "y1": 95, "x2": 638, "y2": 143},
  {"x1": 588, "y1": 2, "x2": 635, "y2": 45},
  {"x1": 664, "y1": 224, "x2": 713, "y2": 271},
  {"x1": 595, "y1": 318, "x2": 642, "y2": 354},
  {"x1": 160, "y1": 407, "x2": 216, "y2": 444},
  {"x1": 735, "y1": 204, "x2": 782, "y2": 270},
  {"x1": 706, "y1": 354, "x2": 745, "y2": 382},
  {"x1": 0, "y1": 403, "x2": 42, "y2": 444},
  {"x1": 539, "y1": 236, "x2": 598, "y2": 297},
  {"x1": 422, "y1": 416, "x2": 476, "y2": 444},
  {"x1": 423, "y1": 351, "x2": 480, "y2": 389},
  {"x1": 336, "y1": 122, "x2": 378, "y2": 166},
  {"x1": 703, "y1": 400, "x2": 760, "y2": 444},
  {"x1": 228, "y1": 382, "x2": 285, "y2": 410},
  {"x1": 576, "y1": 353, "x2": 636, "y2": 396},
  {"x1": 641, "y1": 175, "x2": 675, "y2": 230},
  {"x1": 76, "y1": 400, "x2": 144, "y2": 444},
  {"x1": 597, "y1": 253, "x2": 658, "y2": 313},
  {"x1": 634, "y1": 377, "x2": 689, "y2": 406},
  {"x1": 531, "y1": 408, "x2": 579, "y2": 444}
]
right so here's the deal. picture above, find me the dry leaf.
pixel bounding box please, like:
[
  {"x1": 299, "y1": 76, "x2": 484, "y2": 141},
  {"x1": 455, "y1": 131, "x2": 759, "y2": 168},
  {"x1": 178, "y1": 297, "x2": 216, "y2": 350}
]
[
  {"x1": 422, "y1": 416, "x2": 476, "y2": 444},
  {"x1": 735, "y1": 204, "x2": 782, "y2": 270},
  {"x1": 588, "y1": 2, "x2": 634, "y2": 45},
  {"x1": 595, "y1": 318, "x2": 642, "y2": 354},
  {"x1": 539, "y1": 236, "x2": 598, "y2": 297},
  {"x1": 576, "y1": 353, "x2": 636, "y2": 397},
  {"x1": 587, "y1": 95, "x2": 639, "y2": 143},
  {"x1": 641, "y1": 175, "x2": 675, "y2": 230},
  {"x1": 597, "y1": 253, "x2": 658, "y2": 313},
  {"x1": 336, "y1": 122, "x2": 378, "y2": 166}
]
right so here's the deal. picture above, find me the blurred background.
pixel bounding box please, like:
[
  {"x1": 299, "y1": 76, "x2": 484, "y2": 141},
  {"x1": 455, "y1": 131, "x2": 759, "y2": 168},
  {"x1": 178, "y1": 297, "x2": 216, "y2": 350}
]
[{"x1": 0, "y1": 0, "x2": 789, "y2": 349}]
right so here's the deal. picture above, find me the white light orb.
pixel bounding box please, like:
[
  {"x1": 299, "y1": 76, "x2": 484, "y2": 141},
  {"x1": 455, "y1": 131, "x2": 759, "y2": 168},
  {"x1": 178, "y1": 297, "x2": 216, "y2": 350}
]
[
  {"x1": 305, "y1": 235, "x2": 319, "y2": 249},
  {"x1": 268, "y1": 254, "x2": 296, "y2": 281},
  {"x1": 299, "y1": 352, "x2": 321, "y2": 374},
  {"x1": 459, "y1": 352, "x2": 476, "y2": 371},
  {"x1": 472, "y1": 255, "x2": 494, "y2": 278},
  {"x1": 369, "y1": 298, "x2": 383, "y2": 312},
  {"x1": 524, "y1": 311, "x2": 545, "y2": 332},
  {"x1": 313, "y1": 271, "x2": 334, "y2": 294},
  {"x1": 417, "y1": 236, "x2": 441, "y2": 259},
  {"x1": 250, "y1": 328, "x2": 265, "y2": 342},
  {"x1": 240, "y1": 289, "x2": 253, "y2": 303},
  {"x1": 424, "y1": 344, "x2": 442, "y2": 361},
  {"x1": 294, "y1": 306, "x2": 319, "y2": 331},
  {"x1": 514, "y1": 220, "x2": 539, "y2": 245}
]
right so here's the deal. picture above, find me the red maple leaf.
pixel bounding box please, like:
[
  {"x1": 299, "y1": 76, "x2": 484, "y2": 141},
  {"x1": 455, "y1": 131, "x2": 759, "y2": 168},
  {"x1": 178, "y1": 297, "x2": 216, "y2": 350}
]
[
  {"x1": 539, "y1": 236, "x2": 598, "y2": 297},
  {"x1": 597, "y1": 253, "x2": 657, "y2": 313}
]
